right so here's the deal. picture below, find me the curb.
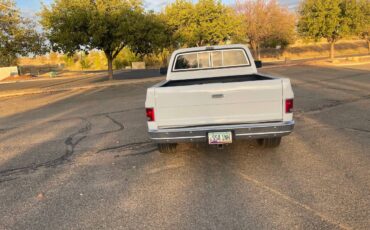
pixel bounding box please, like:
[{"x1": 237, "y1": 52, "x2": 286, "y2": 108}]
[
  {"x1": 311, "y1": 61, "x2": 370, "y2": 67},
  {"x1": 261, "y1": 63, "x2": 300, "y2": 69},
  {"x1": 0, "y1": 77, "x2": 164, "y2": 99}
]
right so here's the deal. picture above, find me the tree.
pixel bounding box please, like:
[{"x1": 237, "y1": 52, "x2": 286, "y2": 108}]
[
  {"x1": 0, "y1": 0, "x2": 46, "y2": 67},
  {"x1": 358, "y1": 0, "x2": 370, "y2": 53},
  {"x1": 162, "y1": 0, "x2": 241, "y2": 47},
  {"x1": 236, "y1": 0, "x2": 296, "y2": 60},
  {"x1": 41, "y1": 0, "x2": 167, "y2": 80},
  {"x1": 297, "y1": 0, "x2": 363, "y2": 59},
  {"x1": 130, "y1": 11, "x2": 172, "y2": 57}
]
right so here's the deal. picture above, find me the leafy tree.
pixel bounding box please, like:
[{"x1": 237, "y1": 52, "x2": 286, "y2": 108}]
[
  {"x1": 0, "y1": 0, "x2": 46, "y2": 67},
  {"x1": 236, "y1": 0, "x2": 296, "y2": 60},
  {"x1": 41, "y1": 0, "x2": 167, "y2": 80},
  {"x1": 358, "y1": 0, "x2": 370, "y2": 53},
  {"x1": 297, "y1": 0, "x2": 363, "y2": 59},
  {"x1": 162, "y1": 0, "x2": 241, "y2": 47},
  {"x1": 130, "y1": 11, "x2": 172, "y2": 57}
]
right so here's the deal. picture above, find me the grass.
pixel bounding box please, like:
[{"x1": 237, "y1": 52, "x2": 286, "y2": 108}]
[{"x1": 261, "y1": 39, "x2": 369, "y2": 62}]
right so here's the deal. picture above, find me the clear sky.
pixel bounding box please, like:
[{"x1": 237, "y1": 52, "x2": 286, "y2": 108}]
[{"x1": 16, "y1": 0, "x2": 299, "y2": 17}]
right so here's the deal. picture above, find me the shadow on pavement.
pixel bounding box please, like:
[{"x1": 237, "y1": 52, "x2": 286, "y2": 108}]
[{"x1": 113, "y1": 69, "x2": 162, "y2": 80}]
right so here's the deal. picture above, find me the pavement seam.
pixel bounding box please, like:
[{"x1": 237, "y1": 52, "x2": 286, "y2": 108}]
[{"x1": 233, "y1": 170, "x2": 352, "y2": 230}]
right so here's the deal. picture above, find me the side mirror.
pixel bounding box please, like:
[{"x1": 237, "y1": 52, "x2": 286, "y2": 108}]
[
  {"x1": 254, "y1": 60, "x2": 262, "y2": 68},
  {"x1": 159, "y1": 67, "x2": 168, "y2": 75}
]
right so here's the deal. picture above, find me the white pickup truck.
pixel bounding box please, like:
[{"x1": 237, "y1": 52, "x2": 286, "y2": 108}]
[{"x1": 145, "y1": 45, "x2": 294, "y2": 153}]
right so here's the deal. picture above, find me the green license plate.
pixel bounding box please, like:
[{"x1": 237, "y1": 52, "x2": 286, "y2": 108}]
[{"x1": 208, "y1": 131, "x2": 233, "y2": 145}]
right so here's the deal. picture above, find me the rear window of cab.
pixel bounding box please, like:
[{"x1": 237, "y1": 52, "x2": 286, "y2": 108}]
[{"x1": 173, "y1": 49, "x2": 250, "y2": 71}]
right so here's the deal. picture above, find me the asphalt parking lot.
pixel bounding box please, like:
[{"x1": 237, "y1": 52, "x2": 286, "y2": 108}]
[
  {"x1": 0, "y1": 64, "x2": 369, "y2": 229},
  {"x1": 0, "y1": 69, "x2": 162, "y2": 93}
]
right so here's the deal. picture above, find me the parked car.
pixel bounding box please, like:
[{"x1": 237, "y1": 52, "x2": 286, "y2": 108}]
[{"x1": 145, "y1": 44, "x2": 294, "y2": 153}]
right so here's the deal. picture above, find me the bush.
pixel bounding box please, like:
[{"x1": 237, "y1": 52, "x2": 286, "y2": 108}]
[
  {"x1": 80, "y1": 58, "x2": 92, "y2": 69},
  {"x1": 113, "y1": 59, "x2": 129, "y2": 69}
]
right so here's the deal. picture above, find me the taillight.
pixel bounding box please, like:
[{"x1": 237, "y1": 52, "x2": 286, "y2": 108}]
[
  {"x1": 285, "y1": 99, "x2": 293, "y2": 113},
  {"x1": 146, "y1": 108, "x2": 155, "y2": 121}
]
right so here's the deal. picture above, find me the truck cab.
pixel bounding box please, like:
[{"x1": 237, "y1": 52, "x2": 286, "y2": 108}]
[{"x1": 145, "y1": 45, "x2": 294, "y2": 153}]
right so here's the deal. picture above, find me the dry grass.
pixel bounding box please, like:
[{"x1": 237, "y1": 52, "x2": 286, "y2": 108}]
[
  {"x1": 306, "y1": 55, "x2": 370, "y2": 67},
  {"x1": 261, "y1": 39, "x2": 369, "y2": 61}
]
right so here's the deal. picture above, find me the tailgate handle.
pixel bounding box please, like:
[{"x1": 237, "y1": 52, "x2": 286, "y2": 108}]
[{"x1": 212, "y1": 94, "x2": 224, "y2": 99}]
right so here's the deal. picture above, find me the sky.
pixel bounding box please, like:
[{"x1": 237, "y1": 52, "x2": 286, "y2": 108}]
[{"x1": 16, "y1": 0, "x2": 299, "y2": 17}]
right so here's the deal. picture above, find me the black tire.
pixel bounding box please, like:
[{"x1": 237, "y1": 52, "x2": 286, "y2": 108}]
[
  {"x1": 257, "y1": 137, "x2": 281, "y2": 148},
  {"x1": 157, "y1": 143, "x2": 177, "y2": 153}
]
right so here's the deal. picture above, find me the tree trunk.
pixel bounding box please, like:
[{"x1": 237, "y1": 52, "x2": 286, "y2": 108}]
[
  {"x1": 197, "y1": 40, "x2": 204, "y2": 47},
  {"x1": 329, "y1": 41, "x2": 335, "y2": 59},
  {"x1": 107, "y1": 55, "x2": 113, "y2": 80},
  {"x1": 367, "y1": 40, "x2": 370, "y2": 54},
  {"x1": 256, "y1": 43, "x2": 261, "y2": 60},
  {"x1": 250, "y1": 41, "x2": 258, "y2": 60}
]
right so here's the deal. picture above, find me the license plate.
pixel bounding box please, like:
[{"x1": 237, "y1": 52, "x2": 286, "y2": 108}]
[{"x1": 208, "y1": 131, "x2": 233, "y2": 145}]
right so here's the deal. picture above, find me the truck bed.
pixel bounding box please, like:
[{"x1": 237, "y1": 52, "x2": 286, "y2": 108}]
[{"x1": 161, "y1": 74, "x2": 272, "y2": 87}]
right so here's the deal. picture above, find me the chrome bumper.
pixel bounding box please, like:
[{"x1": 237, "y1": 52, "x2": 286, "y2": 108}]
[{"x1": 148, "y1": 121, "x2": 295, "y2": 143}]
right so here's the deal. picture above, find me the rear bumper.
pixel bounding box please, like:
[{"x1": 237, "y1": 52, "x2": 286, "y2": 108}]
[{"x1": 148, "y1": 121, "x2": 295, "y2": 143}]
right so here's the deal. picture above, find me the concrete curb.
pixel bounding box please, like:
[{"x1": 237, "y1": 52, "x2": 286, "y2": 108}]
[
  {"x1": 312, "y1": 61, "x2": 370, "y2": 67},
  {"x1": 0, "y1": 77, "x2": 164, "y2": 99},
  {"x1": 261, "y1": 63, "x2": 300, "y2": 69}
]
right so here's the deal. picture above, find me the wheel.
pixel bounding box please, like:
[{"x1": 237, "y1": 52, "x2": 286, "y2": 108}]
[
  {"x1": 157, "y1": 143, "x2": 177, "y2": 153},
  {"x1": 257, "y1": 137, "x2": 281, "y2": 148}
]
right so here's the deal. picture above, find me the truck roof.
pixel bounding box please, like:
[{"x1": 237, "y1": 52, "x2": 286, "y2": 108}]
[{"x1": 166, "y1": 44, "x2": 258, "y2": 81}]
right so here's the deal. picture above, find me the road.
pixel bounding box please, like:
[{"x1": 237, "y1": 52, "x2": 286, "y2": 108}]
[
  {"x1": 0, "y1": 64, "x2": 369, "y2": 229},
  {"x1": 0, "y1": 69, "x2": 162, "y2": 93}
]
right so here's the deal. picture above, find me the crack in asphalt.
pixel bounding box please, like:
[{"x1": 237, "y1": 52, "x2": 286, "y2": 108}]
[
  {"x1": 0, "y1": 127, "x2": 15, "y2": 134},
  {"x1": 0, "y1": 117, "x2": 92, "y2": 182},
  {"x1": 96, "y1": 141, "x2": 157, "y2": 157},
  {"x1": 106, "y1": 114, "x2": 125, "y2": 131},
  {"x1": 0, "y1": 107, "x2": 142, "y2": 134},
  {"x1": 0, "y1": 177, "x2": 17, "y2": 183},
  {"x1": 297, "y1": 95, "x2": 370, "y2": 115},
  {"x1": 0, "y1": 113, "x2": 154, "y2": 183},
  {"x1": 345, "y1": 127, "x2": 370, "y2": 133},
  {"x1": 54, "y1": 107, "x2": 143, "y2": 121},
  {"x1": 95, "y1": 114, "x2": 125, "y2": 135}
]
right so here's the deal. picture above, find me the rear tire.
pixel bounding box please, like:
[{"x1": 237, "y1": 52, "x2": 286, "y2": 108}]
[
  {"x1": 257, "y1": 137, "x2": 281, "y2": 148},
  {"x1": 157, "y1": 143, "x2": 177, "y2": 153}
]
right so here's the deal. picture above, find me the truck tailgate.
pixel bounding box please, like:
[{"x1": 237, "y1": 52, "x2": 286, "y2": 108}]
[{"x1": 154, "y1": 79, "x2": 283, "y2": 128}]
